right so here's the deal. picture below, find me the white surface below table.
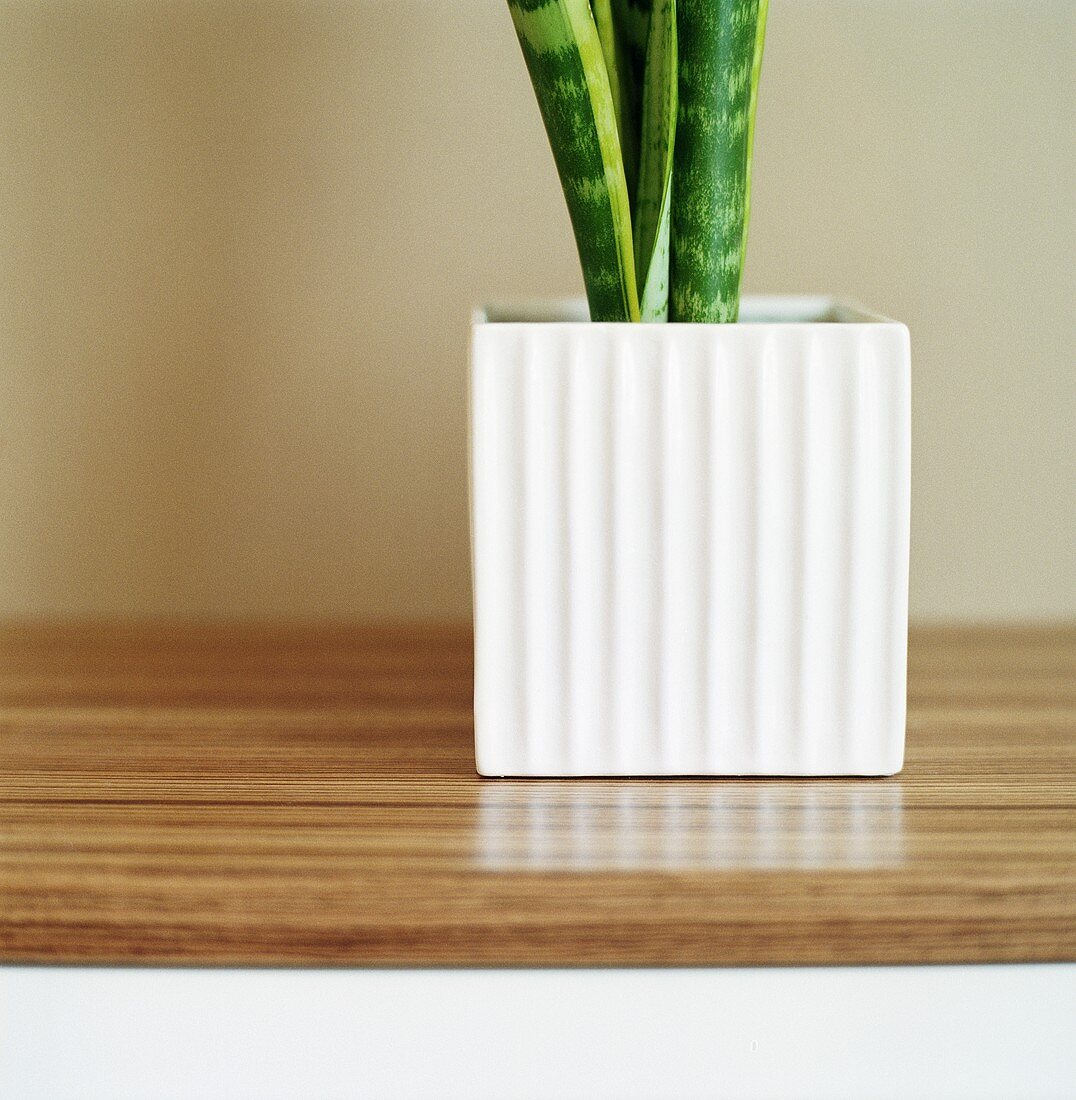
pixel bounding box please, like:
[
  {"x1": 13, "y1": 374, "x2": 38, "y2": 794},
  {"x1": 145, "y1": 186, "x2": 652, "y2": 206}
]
[{"x1": 2, "y1": 964, "x2": 1074, "y2": 1099}]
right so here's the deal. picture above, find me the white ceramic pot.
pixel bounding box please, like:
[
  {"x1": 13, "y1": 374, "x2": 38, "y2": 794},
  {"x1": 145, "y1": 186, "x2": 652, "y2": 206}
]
[{"x1": 469, "y1": 297, "x2": 910, "y2": 777}]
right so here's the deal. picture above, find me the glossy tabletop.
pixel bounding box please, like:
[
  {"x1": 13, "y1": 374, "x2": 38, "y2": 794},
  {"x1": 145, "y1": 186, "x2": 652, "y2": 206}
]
[{"x1": 1, "y1": 623, "x2": 1073, "y2": 966}]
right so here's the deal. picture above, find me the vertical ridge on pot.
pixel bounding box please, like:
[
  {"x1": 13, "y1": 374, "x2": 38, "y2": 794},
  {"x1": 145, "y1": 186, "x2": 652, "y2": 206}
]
[
  {"x1": 567, "y1": 327, "x2": 607, "y2": 773},
  {"x1": 555, "y1": 329, "x2": 573, "y2": 773},
  {"x1": 707, "y1": 333, "x2": 759, "y2": 772},
  {"x1": 470, "y1": 323, "x2": 527, "y2": 777},
  {"x1": 848, "y1": 329, "x2": 888, "y2": 773},
  {"x1": 785, "y1": 330, "x2": 809, "y2": 773},
  {"x1": 660, "y1": 332, "x2": 709, "y2": 772},
  {"x1": 652, "y1": 331, "x2": 668, "y2": 775},
  {"x1": 837, "y1": 330, "x2": 862, "y2": 773},
  {"x1": 600, "y1": 332, "x2": 618, "y2": 774},
  {"x1": 800, "y1": 329, "x2": 851, "y2": 773},
  {"x1": 613, "y1": 332, "x2": 658, "y2": 772},
  {"x1": 755, "y1": 329, "x2": 803, "y2": 773},
  {"x1": 695, "y1": 335, "x2": 715, "y2": 771},
  {"x1": 646, "y1": 330, "x2": 666, "y2": 775},
  {"x1": 849, "y1": 326, "x2": 908, "y2": 774},
  {"x1": 888, "y1": 326, "x2": 912, "y2": 773}
]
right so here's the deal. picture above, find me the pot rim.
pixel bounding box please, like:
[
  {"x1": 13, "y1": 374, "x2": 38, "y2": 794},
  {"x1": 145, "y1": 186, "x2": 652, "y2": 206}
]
[{"x1": 473, "y1": 295, "x2": 901, "y2": 328}]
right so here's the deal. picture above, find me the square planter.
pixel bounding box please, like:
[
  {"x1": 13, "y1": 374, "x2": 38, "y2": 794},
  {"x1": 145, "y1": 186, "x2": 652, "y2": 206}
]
[{"x1": 469, "y1": 297, "x2": 910, "y2": 776}]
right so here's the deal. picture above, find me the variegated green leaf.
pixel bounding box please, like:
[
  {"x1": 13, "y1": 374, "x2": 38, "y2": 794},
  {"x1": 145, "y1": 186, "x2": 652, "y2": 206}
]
[
  {"x1": 670, "y1": 0, "x2": 762, "y2": 323},
  {"x1": 589, "y1": 0, "x2": 637, "y2": 204},
  {"x1": 610, "y1": 0, "x2": 651, "y2": 208},
  {"x1": 740, "y1": 0, "x2": 769, "y2": 273},
  {"x1": 610, "y1": 0, "x2": 651, "y2": 86},
  {"x1": 508, "y1": 0, "x2": 640, "y2": 321},
  {"x1": 633, "y1": 0, "x2": 676, "y2": 321}
]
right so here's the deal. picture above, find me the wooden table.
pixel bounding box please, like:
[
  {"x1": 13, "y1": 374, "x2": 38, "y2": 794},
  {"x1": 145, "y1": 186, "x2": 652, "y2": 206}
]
[{"x1": 1, "y1": 623, "x2": 1073, "y2": 967}]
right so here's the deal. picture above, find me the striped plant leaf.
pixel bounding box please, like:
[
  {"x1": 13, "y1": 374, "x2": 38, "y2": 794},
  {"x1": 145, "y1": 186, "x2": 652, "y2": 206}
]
[
  {"x1": 740, "y1": 0, "x2": 769, "y2": 273},
  {"x1": 508, "y1": 0, "x2": 640, "y2": 322},
  {"x1": 611, "y1": 0, "x2": 646, "y2": 56},
  {"x1": 589, "y1": 0, "x2": 637, "y2": 205},
  {"x1": 610, "y1": 0, "x2": 651, "y2": 207},
  {"x1": 633, "y1": 0, "x2": 676, "y2": 321},
  {"x1": 670, "y1": 0, "x2": 762, "y2": 323},
  {"x1": 611, "y1": 0, "x2": 651, "y2": 74}
]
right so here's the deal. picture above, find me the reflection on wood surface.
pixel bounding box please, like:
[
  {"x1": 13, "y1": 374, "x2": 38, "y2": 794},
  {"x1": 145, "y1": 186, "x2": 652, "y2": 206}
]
[{"x1": 477, "y1": 782, "x2": 905, "y2": 870}]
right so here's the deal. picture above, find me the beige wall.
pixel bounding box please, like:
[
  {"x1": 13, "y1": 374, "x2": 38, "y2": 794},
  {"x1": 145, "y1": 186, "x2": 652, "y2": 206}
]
[{"x1": 0, "y1": 0, "x2": 1072, "y2": 621}]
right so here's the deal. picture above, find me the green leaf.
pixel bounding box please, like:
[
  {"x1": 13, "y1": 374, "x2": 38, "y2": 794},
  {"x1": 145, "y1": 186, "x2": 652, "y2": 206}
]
[
  {"x1": 508, "y1": 0, "x2": 640, "y2": 322},
  {"x1": 670, "y1": 0, "x2": 761, "y2": 323},
  {"x1": 611, "y1": 0, "x2": 651, "y2": 73},
  {"x1": 609, "y1": 0, "x2": 651, "y2": 210},
  {"x1": 589, "y1": 0, "x2": 636, "y2": 206},
  {"x1": 740, "y1": 0, "x2": 769, "y2": 274},
  {"x1": 633, "y1": 0, "x2": 676, "y2": 322}
]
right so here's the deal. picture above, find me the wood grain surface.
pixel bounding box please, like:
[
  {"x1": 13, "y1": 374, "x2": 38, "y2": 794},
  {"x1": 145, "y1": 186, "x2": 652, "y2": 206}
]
[{"x1": 1, "y1": 623, "x2": 1073, "y2": 966}]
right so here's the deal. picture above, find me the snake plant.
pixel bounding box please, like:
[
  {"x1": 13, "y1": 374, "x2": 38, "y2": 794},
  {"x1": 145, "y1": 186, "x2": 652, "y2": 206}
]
[{"x1": 506, "y1": 0, "x2": 767, "y2": 322}]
